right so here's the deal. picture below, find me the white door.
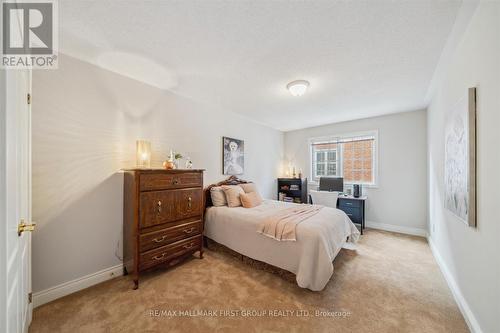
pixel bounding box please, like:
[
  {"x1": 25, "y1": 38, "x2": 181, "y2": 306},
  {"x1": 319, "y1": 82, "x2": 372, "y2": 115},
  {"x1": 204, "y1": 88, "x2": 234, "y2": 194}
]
[
  {"x1": 1, "y1": 67, "x2": 33, "y2": 332},
  {"x1": 1, "y1": 2, "x2": 34, "y2": 331}
]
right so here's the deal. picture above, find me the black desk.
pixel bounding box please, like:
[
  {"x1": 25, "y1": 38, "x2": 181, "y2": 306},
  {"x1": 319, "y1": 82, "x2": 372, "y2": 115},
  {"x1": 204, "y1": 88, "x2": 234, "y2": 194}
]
[{"x1": 337, "y1": 195, "x2": 367, "y2": 234}]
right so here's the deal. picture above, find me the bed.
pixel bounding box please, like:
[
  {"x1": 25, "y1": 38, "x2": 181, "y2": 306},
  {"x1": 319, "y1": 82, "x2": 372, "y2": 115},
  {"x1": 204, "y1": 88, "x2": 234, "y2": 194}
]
[{"x1": 203, "y1": 177, "x2": 360, "y2": 291}]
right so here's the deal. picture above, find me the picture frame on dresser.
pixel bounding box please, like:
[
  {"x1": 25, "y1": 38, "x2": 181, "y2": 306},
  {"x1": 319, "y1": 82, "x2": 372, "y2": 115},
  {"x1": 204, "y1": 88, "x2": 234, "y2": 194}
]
[{"x1": 122, "y1": 169, "x2": 205, "y2": 289}]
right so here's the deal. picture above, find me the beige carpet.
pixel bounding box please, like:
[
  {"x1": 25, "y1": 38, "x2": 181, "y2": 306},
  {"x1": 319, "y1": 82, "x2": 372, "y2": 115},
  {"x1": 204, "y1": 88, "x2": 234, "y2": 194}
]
[{"x1": 30, "y1": 230, "x2": 468, "y2": 333}]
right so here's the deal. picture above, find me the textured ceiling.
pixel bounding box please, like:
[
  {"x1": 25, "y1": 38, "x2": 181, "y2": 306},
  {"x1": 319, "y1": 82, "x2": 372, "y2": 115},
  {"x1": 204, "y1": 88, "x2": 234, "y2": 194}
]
[{"x1": 59, "y1": 1, "x2": 462, "y2": 131}]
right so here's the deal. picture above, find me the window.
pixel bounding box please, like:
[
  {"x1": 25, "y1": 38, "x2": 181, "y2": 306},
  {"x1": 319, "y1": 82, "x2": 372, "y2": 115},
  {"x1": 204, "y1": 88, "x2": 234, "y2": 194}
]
[
  {"x1": 310, "y1": 132, "x2": 377, "y2": 185},
  {"x1": 312, "y1": 143, "x2": 339, "y2": 179}
]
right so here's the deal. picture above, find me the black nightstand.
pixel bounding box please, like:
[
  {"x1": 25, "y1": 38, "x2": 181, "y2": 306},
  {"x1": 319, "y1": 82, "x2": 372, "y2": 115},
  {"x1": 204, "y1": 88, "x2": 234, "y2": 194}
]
[{"x1": 337, "y1": 195, "x2": 367, "y2": 234}]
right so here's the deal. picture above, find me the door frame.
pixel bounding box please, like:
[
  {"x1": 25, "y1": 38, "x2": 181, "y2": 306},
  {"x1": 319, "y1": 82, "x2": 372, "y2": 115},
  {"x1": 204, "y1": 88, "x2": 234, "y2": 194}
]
[
  {"x1": 0, "y1": 66, "x2": 8, "y2": 333},
  {"x1": 26, "y1": 68, "x2": 33, "y2": 331}
]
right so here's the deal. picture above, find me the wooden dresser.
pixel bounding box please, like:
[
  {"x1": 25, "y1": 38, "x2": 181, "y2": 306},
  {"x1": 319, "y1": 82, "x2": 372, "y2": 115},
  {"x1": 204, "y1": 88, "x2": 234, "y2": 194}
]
[{"x1": 123, "y1": 169, "x2": 204, "y2": 289}]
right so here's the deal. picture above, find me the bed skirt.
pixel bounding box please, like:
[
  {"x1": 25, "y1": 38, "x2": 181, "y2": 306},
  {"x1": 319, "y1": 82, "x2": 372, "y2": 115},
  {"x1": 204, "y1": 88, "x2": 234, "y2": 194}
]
[{"x1": 204, "y1": 237, "x2": 296, "y2": 283}]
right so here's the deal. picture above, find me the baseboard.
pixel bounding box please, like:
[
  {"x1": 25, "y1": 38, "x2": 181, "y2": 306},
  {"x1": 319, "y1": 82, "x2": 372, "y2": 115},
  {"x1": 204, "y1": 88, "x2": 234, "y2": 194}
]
[
  {"x1": 365, "y1": 221, "x2": 428, "y2": 237},
  {"x1": 33, "y1": 264, "x2": 123, "y2": 308},
  {"x1": 427, "y1": 236, "x2": 483, "y2": 333}
]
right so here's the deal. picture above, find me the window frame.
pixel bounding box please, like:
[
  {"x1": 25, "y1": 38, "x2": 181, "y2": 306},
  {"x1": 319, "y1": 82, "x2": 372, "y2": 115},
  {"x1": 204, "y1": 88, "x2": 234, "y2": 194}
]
[
  {"x1": 308, "y1": 130, "x2": 379, "y2": 188},
  {"x1": 312, "y1": 148, "x2": 339, "y2": 179}
]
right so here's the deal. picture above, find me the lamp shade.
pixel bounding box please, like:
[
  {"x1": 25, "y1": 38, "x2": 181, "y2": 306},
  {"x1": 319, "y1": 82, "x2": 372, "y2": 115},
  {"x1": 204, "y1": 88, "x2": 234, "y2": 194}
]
[{"x1": 136, "y1": 140, "x2": 151, "y2": 168}]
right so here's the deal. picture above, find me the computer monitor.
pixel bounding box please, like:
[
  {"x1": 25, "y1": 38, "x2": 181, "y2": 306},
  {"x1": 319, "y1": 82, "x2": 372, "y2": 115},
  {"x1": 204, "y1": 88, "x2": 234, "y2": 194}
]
[{"x1": 319, "y1": 177, "x2": 344, "y2": 192}]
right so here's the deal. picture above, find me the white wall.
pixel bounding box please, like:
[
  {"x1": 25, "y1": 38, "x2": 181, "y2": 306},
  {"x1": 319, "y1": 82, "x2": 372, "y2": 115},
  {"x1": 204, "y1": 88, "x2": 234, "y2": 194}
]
[
  {"x1": 284, "y1": 110, "x2": 427, "y2": 235},
  {"x1": 32, "y1": 54, "x2": 283, "y2": 293},
  {"x1": 137, "y1": 84, "x2": 283, "y2": 199},
  {"x1": 427, "y1": 2, "x2": 500, "y2": 333}
]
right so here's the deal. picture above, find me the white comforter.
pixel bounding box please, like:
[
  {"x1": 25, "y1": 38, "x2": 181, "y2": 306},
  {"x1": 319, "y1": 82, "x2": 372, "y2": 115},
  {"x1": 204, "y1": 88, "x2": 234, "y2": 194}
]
[{"x1": 204, "y1": 200, "x2": 360, "y2": 291}]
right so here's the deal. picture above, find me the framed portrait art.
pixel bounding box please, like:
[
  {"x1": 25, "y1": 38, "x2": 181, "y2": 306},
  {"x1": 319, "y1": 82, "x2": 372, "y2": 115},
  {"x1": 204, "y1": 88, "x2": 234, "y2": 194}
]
[
  {"x1": 223, "y1": 137, "x2": 244, "y2": 175},
  {"x1": 444, "y1": 87, "x2": 477, "y2": 227}
]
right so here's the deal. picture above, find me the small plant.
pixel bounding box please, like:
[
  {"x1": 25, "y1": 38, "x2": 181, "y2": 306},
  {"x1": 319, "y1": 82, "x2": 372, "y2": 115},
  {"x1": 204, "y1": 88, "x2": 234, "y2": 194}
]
[{"x1": 174, "y1": 153, "x2": 183, "y2": 160}]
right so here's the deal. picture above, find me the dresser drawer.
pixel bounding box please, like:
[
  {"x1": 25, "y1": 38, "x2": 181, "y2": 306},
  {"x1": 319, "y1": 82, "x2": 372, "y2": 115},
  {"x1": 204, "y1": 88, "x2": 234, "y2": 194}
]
[
  {"x1": 140, "y1": 172, "x2": 202, "y2": 191},
  {"x1": 339, "y1": 206, "x2": 362, "y2": 224},
  {"x1": 338, "y1": 198, "x2": 362, "y2": 209},
  {"x1": 173, "y1": 188, "x2": 203, "y2": 220},
  {"x1": 139, "y1": 236, "x2": 201, "y2": 270},
  {"x1": 139, "y1": 220, "x2": 202, "y2": 252},
  {"x1": 140, "y1": 188, "x2": 203, "y2": 228}
]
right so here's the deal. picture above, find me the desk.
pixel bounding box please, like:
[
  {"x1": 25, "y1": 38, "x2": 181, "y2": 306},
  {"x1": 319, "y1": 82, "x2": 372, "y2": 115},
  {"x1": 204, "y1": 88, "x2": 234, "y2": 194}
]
[{"x1": 337, "y1": 195, "x2": 367, "y2": 234}]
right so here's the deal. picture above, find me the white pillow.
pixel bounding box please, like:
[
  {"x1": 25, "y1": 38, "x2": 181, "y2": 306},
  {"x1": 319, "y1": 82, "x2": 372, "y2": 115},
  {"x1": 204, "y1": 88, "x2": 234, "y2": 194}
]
[{"x1": 210, "y1": 186, "x2": 227, "y2": 206}]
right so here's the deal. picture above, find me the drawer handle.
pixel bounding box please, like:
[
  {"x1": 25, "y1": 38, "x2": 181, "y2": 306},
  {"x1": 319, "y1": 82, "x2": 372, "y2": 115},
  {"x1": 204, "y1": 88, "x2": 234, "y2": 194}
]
[
  {"x1": 183, "y1": 243, "x2": 195, "y2": 249},
  {"x1": 347, "y1": 213, "x2": 353, "y2": 217},
  {"x1": 345, "y1": 202, "x2": 353, "y2": 206},
  {"x1": 152, "y1": 253, "x2": 167, "y2": 261},
  {"x1": 187, "y1": 197, "x2": 192, "y2": 209},
  {"x1": 156, "y1": 200, "x2": 162, "y2": 215},
  {"x1": 183, "y1": 227, "x2": 195, "y2": 234},
  {"x1": 152, "y1": 235, "x2": 167, "y2": 243},
  {"x1": 172, "y1": 179, "x2": 179, "y2": 185}
]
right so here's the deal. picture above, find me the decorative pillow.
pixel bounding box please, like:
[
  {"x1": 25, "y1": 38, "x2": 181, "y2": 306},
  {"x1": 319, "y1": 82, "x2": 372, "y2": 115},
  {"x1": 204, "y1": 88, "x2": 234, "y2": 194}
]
[
  {"x1": 239, "y1": 183, "x2": 257, "y2": 193},
  {"x1": 221, "y1": 185, "x2": 245, "y2": 207},
  {"x1": 239, "y1": 183, "x2": 262, "y2": 200},
  {"x1": 240, "y1": 191, "x2": 263, "y2": 208},
  {"x1": 210, "y1": 186, "x2": 227, "y2": 206}
]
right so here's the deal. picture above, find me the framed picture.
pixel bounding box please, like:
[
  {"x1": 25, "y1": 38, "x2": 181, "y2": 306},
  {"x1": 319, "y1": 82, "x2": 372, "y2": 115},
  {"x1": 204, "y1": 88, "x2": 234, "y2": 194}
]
[
  {"x1": 444, "y1": 87, "x2": 476, "y2": 227},
  {"x1": 223, "y1": 136, "x2": 244, "y2": 175}
]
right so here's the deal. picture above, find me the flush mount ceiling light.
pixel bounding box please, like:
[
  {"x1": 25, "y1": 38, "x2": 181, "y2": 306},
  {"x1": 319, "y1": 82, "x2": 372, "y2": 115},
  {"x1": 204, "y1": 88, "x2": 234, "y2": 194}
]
[{"x1": 287, "y1": 80, "x2": 310, "y2": 97}]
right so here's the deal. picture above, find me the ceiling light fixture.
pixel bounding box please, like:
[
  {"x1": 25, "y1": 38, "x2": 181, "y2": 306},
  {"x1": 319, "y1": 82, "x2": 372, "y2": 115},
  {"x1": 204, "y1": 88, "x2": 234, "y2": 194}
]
[{"x1": 287, "y1": 80, "x2": 310, "y2": 97}]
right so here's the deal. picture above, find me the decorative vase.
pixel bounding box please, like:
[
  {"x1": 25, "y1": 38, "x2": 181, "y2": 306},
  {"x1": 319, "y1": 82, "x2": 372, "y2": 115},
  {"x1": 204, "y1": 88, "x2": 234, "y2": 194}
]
[{"x1": 163, "y1": 160, "x2": 175, "y2": 170}]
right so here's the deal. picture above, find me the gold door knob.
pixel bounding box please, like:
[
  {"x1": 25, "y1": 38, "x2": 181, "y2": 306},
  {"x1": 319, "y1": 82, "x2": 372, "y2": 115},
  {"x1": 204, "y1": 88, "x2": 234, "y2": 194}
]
[{"x1": 18, "y1": 219, "x2": 36, "y2": 236}]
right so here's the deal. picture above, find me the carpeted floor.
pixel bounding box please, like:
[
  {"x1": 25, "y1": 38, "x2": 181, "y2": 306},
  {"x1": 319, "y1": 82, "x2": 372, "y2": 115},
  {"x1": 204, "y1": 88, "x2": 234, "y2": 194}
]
[{"x1": 30, "y1": 229, "x2": 469, "y2": 333}]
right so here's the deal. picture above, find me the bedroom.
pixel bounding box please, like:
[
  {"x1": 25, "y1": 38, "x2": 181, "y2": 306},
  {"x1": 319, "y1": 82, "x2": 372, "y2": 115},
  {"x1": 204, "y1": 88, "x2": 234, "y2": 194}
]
[{"x1": 0, "y1": 0, "x2": 498, "y2": 332}]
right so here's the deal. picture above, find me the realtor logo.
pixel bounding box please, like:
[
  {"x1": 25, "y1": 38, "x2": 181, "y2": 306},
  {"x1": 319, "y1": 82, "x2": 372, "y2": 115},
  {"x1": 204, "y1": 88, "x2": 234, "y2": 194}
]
[{"x1": 2, "y1": 0, "x2": 58, "y2": 69}]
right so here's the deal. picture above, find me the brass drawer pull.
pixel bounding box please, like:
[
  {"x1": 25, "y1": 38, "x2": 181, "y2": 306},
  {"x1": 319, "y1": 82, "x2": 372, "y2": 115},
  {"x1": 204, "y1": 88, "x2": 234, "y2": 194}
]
[
  {"x1": 156, "y1": 200, "x2": 162, "y2": 214},
  {"x1": 153, "y1": 253, "x2": 167, "y2": 261},
  {"x1": 187, "y1": 196, "x2": 192, "y2": 209},
  {"x1": 172, "y1": 179, "x2": 179, "y2": 185},
  {"x1": 152, "y1": 235, "x2": 167, "y2": 243},
  {"x1": 183, "y1": 243, "x2": 195, "y2": 249},
  {"x1": 183, "y1": 227, "x2": 195, "y2": 234}
]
